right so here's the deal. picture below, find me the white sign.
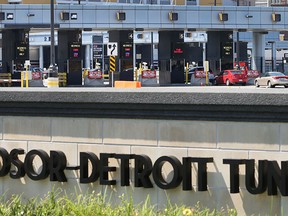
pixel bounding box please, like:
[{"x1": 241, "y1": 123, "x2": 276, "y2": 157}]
[
  {"x1": 107, "y1": 42, "x2": 118, "y2": 56},
  {"x1": 184, "y1": 31, "x2": 208, "y2": 43},
  {"x1": 24, "y1": 60, "x2": 31, "y2": 67}
]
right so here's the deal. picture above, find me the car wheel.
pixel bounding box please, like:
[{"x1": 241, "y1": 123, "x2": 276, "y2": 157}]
[
  {"x1": 226, "y1": 79, "x2": 230, "y2": 86},
  {"x1": 255, "y1": 81, "x2": 259, "y2": 87},
  {"x1": 242, "y1": 83, "x2": 246, "y2": 86},
  {"x1": 285, "y1": 85, "x2": 288, "y2": 88},
  {"x1": 268, "y1": 81, "x2": 274, "y2": 88}
]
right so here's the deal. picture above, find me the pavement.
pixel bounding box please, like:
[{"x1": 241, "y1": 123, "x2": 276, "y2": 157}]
[{"x1": 1, "y1": 85, "x2": 288, "y2": 94}]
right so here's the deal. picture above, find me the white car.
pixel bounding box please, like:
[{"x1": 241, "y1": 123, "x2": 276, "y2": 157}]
[{"x1": 254, "y1": 71, "x2": 288, "y2": 88}]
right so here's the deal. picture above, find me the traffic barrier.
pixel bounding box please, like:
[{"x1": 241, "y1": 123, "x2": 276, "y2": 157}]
[
  {"x1": 83, "y1": 69, "x2": 104, "y2": 87},
  {"x1": 103, "y1": 73, "x2": 109, "y2": 80},
  {"x1": 0, "y1": 73, "x2": 21, "y2": 87},
  {"x1": 58, "y1": 72, "x2": 67, "y2": 87},
  {"x1": 191, "y1": 70, "x2": 209, "y2": 86},
  {"x1": 30, "y1": 71, "x2": 44, "y2": 87},
  {"x1": 141, "y1": 69, "x2": 158, "y2": 86},
  {"x1": 32, "y1": 71, "x2": 42, "y2": 80},
  {"x1": 21, "y1": 71, "x2": 45, "y2": 87},
  {"x1": 20, "y1": 71, "x2": 29, "y2": 88},
  {"x1": 247, "y1": 70, "x2": 260, "y2": 85},
  {"x1": 47, "y1": 77, "x2": 59, "y2": 88},
  {"x1": 114, "y1": 81, "x2": 141, "y2": 88}
]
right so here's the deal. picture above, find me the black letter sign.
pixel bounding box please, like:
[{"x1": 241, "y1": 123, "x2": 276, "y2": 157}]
[
  {"x1": 49, "y1": 151, "x2": 67, "y2": 182},
  {"x1": 10, "y1": 148, "x2": 25, "y2": 179},
  {"x1": 0, "y1": 147, "x2": 10, "y2": 177},
  {"x1": 80, "y1": 152, "x2": 100, "y2": 183},
  {"x1": 24, "y1": 150, "x2": 50, "y2": 180},
  {"x1": 134, "y1": 155, "x2": 153, "y2": 188},
  {"x1": 152, "y1": 156, "x2": 182, "y2": 189}
]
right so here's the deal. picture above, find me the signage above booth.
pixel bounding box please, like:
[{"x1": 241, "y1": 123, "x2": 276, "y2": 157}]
[{"x1": 184, "y1": 31, "x2": 208, "y2": 43}]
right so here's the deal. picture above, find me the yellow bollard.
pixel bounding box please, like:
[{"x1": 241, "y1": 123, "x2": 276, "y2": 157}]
[
  {"x1": 26, "y1": 71, "x2": 29, "y2": 88},
  {"x1": 134, "y1": 67, "x2": 138, "y2": 81},
  {"x1": 139, "y1": 63, "x2": 142, "y2": 79},
  {"x1": 205, "y1": 61, "x2": 209, "y2": 85},
  {"x1": 185, "y1": 62, "x2": 189, "y2": 84},
  {"x1": 21, "y1": 71, "x2": 24, "y2": 88}
]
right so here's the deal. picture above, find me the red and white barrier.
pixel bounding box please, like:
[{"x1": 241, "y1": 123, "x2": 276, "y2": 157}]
[
  {"x1": 141, "y1": 70, "x2": 158, "y2": 86},
  {"x1": 88, "y1": 70, "x2": 102, "y2": 79},
  {"x1": 32, "y1": 71, "x2": 42, "y2": 80},
  {"x1": 247, "y1": 70, "x2": 260, "y2": 85},
  {"x1": 84, "y1": 69, "x2": 104, "y2": 86}
]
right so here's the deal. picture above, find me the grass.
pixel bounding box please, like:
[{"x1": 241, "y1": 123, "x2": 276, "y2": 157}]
[{"x1": 0, "y1": 189, "x2": 238, "y2": 216}]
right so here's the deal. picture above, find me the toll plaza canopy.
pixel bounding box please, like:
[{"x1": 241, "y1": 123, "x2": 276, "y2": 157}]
[{"x1": 0, "y1": 4, "x2": 288, "y2": 31}]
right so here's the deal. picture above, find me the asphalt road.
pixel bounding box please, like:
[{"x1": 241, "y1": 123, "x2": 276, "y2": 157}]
[{"x1": 1, "y1": 85, "x2": 288, "y2": 94}]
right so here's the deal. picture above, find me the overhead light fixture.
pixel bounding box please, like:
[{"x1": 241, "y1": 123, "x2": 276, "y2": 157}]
[
  {"x1": 60, "y1": 12, "x2": 69, "y2": 20},
  {"x1": 272, "y1": 13, "x2": 281, "y2": 22},
  {"x1": 117, "y1": 12, "x2": 126, "y2": 21},
  {"x1": 219, "y1": 12, "x2": 228, "y2": 21},
  {"x1": 169, "y1": 12, "x2": 178, "y2": 21},
  {"x1": 245, "y1": 14, "x2": 253, "y2": 18}
]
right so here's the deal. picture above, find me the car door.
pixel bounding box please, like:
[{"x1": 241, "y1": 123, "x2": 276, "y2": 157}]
[
  {"x1": 259, "y1": 73, "x2": 268, "y2": 86},
  {"x1": 216, "y1": 71, "x2": 224, "y2": 84},
  {"x1": 222, "y1": 71, "x2": 229, "y2": 84}
]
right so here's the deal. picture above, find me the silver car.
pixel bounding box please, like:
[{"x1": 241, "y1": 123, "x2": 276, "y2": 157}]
[{"x1": 254, "y1": 72, "x2": 288, "y2": 88}]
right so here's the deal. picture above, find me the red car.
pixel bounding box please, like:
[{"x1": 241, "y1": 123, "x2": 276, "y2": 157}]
[{"x1": 215, "y1": 69, "x2": 248, "y2": 86}]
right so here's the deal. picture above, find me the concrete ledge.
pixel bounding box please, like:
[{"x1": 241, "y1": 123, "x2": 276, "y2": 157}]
[{"x1": 0, "y1": 89, "x2": 287, "y2": 122}]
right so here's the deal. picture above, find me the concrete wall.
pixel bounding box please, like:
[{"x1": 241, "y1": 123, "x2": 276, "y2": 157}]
[{"x1": 1, "y1": 115, "x2": 288, "y2": 215}]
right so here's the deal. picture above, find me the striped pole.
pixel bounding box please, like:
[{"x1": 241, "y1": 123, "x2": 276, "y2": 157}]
[{"x1": 110, "y1": 56, "x2": 116, "y2": 87}]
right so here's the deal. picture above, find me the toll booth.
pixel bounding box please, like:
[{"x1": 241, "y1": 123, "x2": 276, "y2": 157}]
[
  {"x1": 207, "y1": 31, "x2": 247, "y2": 73},
  {"x1": 157, "y1": 31, "x2": 183, "y2": 84},
  {"x1": 134, "y1": 31, "x2": 156, "y2": 70},
  {"x1": 2, "y1": 29, "x2": 29, "y2": 86},
  {"x1": 135, "y1": 44, "x2": 152, "y2": 68},
  {"x1": 58, "y1": 29, "x2": 83, "y2": 86},
  {"x1": 108, "y1": 30, "x2": 133, "y2": 81}
]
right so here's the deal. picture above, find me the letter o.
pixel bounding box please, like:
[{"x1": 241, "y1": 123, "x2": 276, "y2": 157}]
[
  {"x1": 24, "y1": 150, "x2": 50, "y2": 180},
  {"x1": 152, "y1": 156, "x2": 182, "y2": 189},
  {"x1": 0, "y1": 148, "x2": 10, "y2": 176}
]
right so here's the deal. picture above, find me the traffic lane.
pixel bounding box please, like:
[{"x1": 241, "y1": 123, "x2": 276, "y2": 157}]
[{"x1": 0, "y1": 85, "x2": 288, "y2": 94}]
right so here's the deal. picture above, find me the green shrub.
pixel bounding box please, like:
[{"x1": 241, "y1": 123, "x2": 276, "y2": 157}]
[{"x1": 0, "y1": 189, "x2": 237, "y2": 216}]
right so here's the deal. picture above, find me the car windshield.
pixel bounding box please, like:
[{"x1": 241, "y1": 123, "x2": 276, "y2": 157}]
[
  {"x1": 231, "y1": 70, "x2": 243, "y2": 74},
  {"x1": 268, "y1": 72, "x2": 285, "y2": 76},
  {"x1": 31, "y1": 67, "x2": 43, "y2": 72},
  {"x1": 189, "y1": 67, "x2": 204, "y2": 72}
]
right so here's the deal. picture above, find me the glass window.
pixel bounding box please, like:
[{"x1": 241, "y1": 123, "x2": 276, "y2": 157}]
[{"x1": 231, "y1": 70, "x2": 242, "y2": 74}]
